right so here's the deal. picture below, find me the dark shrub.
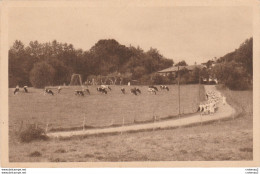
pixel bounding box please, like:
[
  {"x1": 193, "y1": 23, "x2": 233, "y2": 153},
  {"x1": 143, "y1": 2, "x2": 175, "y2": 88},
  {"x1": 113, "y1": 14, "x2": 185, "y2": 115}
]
[
  {"x1": 239, "y1": 147, "x2": 253, "y2": 152},
  {"x1": 50, "y1": 158, "x2": 67, "y2": 162},
  {"x1": 29, "y1": 151, "x2": 42, "y2": 157},
  {"x1": 29, "y1": 61, "x2": 55, "y2": 88},
  {"x1": 54, "y1": 148, "x2": 66, "y2": 153},
  {"x1": 132, "y1": 66, "x2": 147, "y2": 80},
  {"x1": 19, "y1": 124, "x2": 48, "y2": 143},
  {"x1": 212, "y1": 62, "x2": 250, "y2": 90},
  {"x1": 139, "y1": 74, "x2": 152, "y2": 85},
  {"x1": 152, "y1": 74, "x2": 170, "y2": 85}
]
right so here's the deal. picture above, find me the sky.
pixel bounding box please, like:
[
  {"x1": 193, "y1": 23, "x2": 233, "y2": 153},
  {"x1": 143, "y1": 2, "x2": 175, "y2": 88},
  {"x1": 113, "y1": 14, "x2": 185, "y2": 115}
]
[{"x1": 8, "y1": 6, "x2": 252, "y2": 65}]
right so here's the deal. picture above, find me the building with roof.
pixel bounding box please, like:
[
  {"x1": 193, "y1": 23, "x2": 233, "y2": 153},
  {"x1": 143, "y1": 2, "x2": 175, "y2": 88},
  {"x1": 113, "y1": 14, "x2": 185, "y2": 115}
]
[{"x1": 157, "y1": 64, "x2": 206, "y2": 77}]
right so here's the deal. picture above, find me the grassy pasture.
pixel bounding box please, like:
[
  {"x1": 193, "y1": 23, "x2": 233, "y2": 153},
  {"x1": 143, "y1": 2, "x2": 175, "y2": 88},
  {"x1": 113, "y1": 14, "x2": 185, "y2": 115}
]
[
  {"x1": 9, "y1": 85, "x2": 204, "y2": 134},
  {"x1": 9, "y1": 87, "x2": 253, "y2": 162}
]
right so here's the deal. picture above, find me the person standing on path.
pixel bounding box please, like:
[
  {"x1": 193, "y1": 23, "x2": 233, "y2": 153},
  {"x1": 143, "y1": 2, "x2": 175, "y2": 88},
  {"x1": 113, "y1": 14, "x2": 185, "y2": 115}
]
[{"x1": 222, "y1": 95, "x2": 226, "y2": 105}]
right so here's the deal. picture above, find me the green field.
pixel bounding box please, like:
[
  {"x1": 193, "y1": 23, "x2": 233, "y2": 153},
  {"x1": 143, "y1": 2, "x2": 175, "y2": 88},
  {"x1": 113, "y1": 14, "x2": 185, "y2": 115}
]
[
  {"x1": 9, "y1": 86, "x2": 253, "y2": 162},
  {"x1": 9, "y1": 84, "x2": 204, "y2": 133}
]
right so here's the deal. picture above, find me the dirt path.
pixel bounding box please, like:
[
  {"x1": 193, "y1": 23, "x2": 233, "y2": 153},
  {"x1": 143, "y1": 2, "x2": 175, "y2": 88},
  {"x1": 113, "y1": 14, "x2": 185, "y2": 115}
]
[{"x1": 47, "y1": 85, "x2": 235, "y2": 138}]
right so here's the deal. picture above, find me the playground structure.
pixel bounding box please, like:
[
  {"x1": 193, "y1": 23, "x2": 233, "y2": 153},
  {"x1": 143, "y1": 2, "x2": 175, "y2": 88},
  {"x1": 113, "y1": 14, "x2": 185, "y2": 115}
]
[
  {"x1": 69, "y1": 73, "x2": 136, "y2": 87},
  {"x1": 69, "y1": 74, "x2": 83, "y2": 86},
  {"x1": 85, "y1": 74, "x2": 128, "y2": 86}
]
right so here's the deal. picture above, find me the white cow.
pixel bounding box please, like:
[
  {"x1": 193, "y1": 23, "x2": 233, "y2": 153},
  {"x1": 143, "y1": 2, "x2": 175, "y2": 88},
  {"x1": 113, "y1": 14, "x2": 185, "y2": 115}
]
[
  {"x1": 101, "y1": 85, "x2": 112, "y2": 91},
  {"x1": 148, "y1": 88, "x2": 156, "y2": 95}
]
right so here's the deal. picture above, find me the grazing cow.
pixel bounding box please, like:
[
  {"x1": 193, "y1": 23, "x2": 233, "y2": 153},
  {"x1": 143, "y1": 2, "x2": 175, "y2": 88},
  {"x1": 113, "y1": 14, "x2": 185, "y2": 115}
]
[
  {"x1": 23, "y1": 86, "x2": 28, "y2": 93},
  {"x1": 160, "y1": 85, "x2": 169, "y2": 91},
  {"x1": 14, "y1": 86, "x2": 19, "y2": 95},
  {"x1": 148, "y1": 88, "x2": 156, "y2": 95},
  {"x1": 121, "y1": 88, "x2": 126, "y2": 94},
  {"x1": 45, "y1": 89, "x2": 54, "y2": 95},
  {"x1": 149, "y1": 85, "x2": 158, "y2": 91},
  {"x1": 130, "y1": 87, "x2": 141, "y2": 95},
  {"x1": 97, "y1": 87, "x2": 107, "y2": 94},
  {"x1": 75, "y1": 90, "x2": 85, "y2": 96},
  {"x1": 130, "y1": 89, "x2": 138, "y2": 95},
  {"x1": 101, "y1": 85, "x2": 112, "y2": 91}
]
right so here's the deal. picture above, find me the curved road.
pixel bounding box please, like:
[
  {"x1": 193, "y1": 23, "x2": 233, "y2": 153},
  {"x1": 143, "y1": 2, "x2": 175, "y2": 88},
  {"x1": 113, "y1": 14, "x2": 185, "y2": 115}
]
[{"x1": 47, "y1": 85, "x2": 236, "y2": 138}]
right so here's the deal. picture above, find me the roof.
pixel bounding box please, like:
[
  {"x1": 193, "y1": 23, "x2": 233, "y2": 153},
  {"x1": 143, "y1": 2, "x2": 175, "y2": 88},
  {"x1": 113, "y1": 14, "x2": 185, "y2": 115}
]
[{"x1": 157, "y1": 64, "x2": 206, "y2": 73}]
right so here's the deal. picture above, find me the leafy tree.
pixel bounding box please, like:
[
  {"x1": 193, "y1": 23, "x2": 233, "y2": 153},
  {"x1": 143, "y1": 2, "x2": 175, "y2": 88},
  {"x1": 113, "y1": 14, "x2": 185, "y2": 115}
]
[
  {"x1": 47, "y1": 59, "x2": 72, "y2": 85},
  {"x1": 152, "y1": 74, "x2": 170, "y2": 85},
  {"x1": 212, "y1": 37, "x2": 252, "y2": 90},
  {"x1": 175, "y1": 60, "x2": 188, "y2": 66},
  {"x1": 132, "y1": 66, "x2": 147, "y2": 79},
  {"x1": 188, "y1": 67, "x2": 200, "y2": 84},
  {"x1": 236, "y1": 38, "x2": 253, "y2": 77},
  {"x1": 212, "y1": 61, "x2": 249, "y2": 90},
  {"x1": 200, "y1": 68, "x2": 210, "y2": 82},
  {"x1": 9, "y1": 40, "x2": 33, "y2": 87},
  {"x1": 29, "y1": 62, "x2": 55, "y2": 88},
  {"x1": 9, "y1": 39, "x2": 175, "y2": 87}
]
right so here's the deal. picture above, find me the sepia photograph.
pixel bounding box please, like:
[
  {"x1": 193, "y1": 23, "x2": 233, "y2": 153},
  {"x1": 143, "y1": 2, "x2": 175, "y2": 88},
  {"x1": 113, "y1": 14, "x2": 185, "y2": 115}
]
[{"x1": 0, "y1": 0, "x2": 260, "y2": 168}]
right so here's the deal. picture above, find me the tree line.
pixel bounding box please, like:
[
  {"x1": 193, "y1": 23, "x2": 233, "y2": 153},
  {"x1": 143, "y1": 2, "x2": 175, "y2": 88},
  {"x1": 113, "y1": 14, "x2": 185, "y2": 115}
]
[
  {"x1": 149, "y1": 37, "x2": 253, "y2": 90},
  {"x1": 9, "y1": 39, "x2": 173, "y2": 88},
  {"x1": 9, "y1": 37, "x2": 253, "y2": 90},
  {"x1": 211, "y1": 37, "x2": 253, "y2": 90}
]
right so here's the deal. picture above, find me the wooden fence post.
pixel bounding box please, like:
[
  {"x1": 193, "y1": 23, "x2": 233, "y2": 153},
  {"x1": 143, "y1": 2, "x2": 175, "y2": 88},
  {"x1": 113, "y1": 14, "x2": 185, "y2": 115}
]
[
  {"x1": 45, "y1": 121, "x2": 49, "y2": 133},
  {"x1": 83, "y1": 116, "x2": 86, "y2": 131}
]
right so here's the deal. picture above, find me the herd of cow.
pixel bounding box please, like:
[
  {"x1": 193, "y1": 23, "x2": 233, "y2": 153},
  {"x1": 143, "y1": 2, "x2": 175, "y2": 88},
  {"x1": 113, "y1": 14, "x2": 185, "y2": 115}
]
[
  {"x1": 13, "y1": 85, "x2": 225, "y2": 117},
  {"x1": 13, "y1": 85, "x2": 170, "y2": 96}
]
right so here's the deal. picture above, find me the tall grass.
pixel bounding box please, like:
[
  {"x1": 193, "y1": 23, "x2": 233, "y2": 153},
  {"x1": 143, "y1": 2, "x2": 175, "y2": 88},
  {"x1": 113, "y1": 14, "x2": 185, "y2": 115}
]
[
  {"x1": 19, "y1": 124, "x2": 48, "y2": 143},
  {"x1": 217, "y1": 85, "x2": 253, "y2": 117},
  {"x1": 9, "y1": 85, "x2": 203, "y2": 133}
]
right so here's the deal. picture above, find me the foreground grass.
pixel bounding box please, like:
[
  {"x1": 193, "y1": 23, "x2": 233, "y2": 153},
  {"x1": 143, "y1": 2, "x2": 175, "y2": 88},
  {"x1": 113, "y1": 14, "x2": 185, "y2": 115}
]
[{"x1": 9, "y1": 86, "x2": 253, "y2": 162}]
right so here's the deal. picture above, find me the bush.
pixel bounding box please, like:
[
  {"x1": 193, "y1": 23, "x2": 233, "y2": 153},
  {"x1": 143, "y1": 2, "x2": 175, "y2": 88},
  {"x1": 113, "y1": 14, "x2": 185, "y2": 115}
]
[
  {"x1": 29, "y1": 61, "x2": 55, "y2": 88},
  {"x1": 179, "y1": 73, "x2": 190, "y2": 84},
  {"x1": 47, "y1": 59, "x2": 72, "y2": 86},
  {"x1": 19, "y1": 124, "x2": 48, "y2": 143},
  {"x1": 212, "y1": 62, "x2": 250, "y2": 90},
  {"x1": 54, "y1": 148, "x2": 66, "y2": 153},
  {"x1": 132, "y1": 66, "x2": 147, "y2": 79},
  {"x1": 152, "y1": 74, "x2": 170, "y2": 85},
  {"x1": 139, "y1": 74, "x2": 152, "y2": 85},
  {"x1": 225, "y1": 76, "x2": 249, "y2": 90},
  {"x1": 29, "y1": 151, "x2": 42, "y2": 157}
]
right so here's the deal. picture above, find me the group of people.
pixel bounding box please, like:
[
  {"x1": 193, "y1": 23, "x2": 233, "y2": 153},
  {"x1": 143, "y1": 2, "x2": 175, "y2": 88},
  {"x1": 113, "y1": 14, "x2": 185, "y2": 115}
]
[{"x1": 198, "y1": 90, "x2": 226, "y2": 115}]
